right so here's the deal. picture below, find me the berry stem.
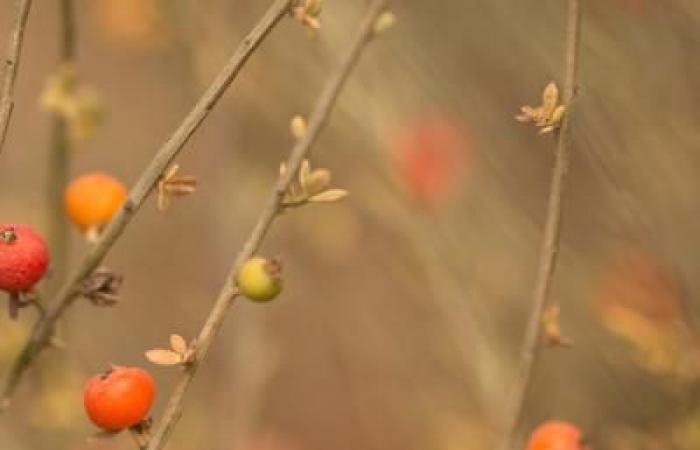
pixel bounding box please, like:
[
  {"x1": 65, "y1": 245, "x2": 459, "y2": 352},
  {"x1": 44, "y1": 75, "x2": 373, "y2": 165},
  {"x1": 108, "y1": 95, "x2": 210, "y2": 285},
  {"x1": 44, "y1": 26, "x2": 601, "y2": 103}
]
[
  {"x1": 143, "y1": 3, "x2": 389, "y2": 449},
  {"x1": 0, "y1": 0, "x2": 33, "y2": 158},
  {"x1": 497, "y1": 0, "x2": 582, "y2": 448},
  {"x1": 0, "y1": 0, "x2": 295, "y2": 409}
]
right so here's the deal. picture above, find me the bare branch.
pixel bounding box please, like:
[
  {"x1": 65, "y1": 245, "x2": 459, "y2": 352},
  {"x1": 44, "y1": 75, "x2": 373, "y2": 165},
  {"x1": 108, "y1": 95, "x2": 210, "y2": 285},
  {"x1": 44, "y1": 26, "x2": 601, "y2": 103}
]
[
  {"x1": 46, "y1": 0, "x2": 77, "y2": 289},
  {"x1": 143, "y1": 2, "x2": 389, "y2": 449},
  {"x1": 0, "y1": 0, "x2": 34, "y2": 157},
  {"x1": 497, "y1": 0, "x2": 582, "y2": 448},
  {"x1": 0, "y1": 0, "x2": 294, "y2": 409}
]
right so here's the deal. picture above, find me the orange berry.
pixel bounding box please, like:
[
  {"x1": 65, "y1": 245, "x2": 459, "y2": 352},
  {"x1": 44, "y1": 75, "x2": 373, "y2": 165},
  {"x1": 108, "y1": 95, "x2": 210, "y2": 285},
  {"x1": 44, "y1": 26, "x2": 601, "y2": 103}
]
[
  {"x1": 64, "y1": 172, "x2": 127, "y2": 234},
  {"x1": 595, "y1": 249, "x2": 681, "y2": 325},
  {"x1": 526, "y1": 421, "x2": 586, "y2": 450},
  {"x1": 83, "y1": 366, "x2": 155, "y2": 431}
]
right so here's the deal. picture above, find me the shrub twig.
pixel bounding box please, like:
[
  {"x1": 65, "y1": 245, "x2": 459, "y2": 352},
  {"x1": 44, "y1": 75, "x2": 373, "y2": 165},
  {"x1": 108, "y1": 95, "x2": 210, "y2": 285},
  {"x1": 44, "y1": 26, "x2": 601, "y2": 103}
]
[
  {"x1": 0, "y1": 0, "x2": 34, "y2": 157},
  {"x1": 142, "y1": 2, "x2": 389, "y2": 449},
  {"x1": 497, "y1": 0, "x2": 582, "y2": 448},
  {"x1": 0, "y1": 0, "x2": 294, "y2": 410},
  {"x1": 46, "y1": 0, "x2": 76, "y2": 287}
]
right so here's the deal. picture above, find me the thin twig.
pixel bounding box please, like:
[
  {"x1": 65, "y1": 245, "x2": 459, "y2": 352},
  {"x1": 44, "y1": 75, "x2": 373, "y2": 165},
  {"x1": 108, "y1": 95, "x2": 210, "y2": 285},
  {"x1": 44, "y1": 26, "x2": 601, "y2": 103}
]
[
  {"x1": 0, "y1": 0, "x2": 293, "y2": 409},
  {"x1": 0, "y1": 0, "x2": 34, "y2": 157},
  {"x1": 46, "y1": 0, "x2": 76, "y2": 289},
  {"x1": 143, "y1": 3, "x2": 388, "y2": 449},
  {"x1": 497, "y1": 1, "x2": 582, "y2": 449}
]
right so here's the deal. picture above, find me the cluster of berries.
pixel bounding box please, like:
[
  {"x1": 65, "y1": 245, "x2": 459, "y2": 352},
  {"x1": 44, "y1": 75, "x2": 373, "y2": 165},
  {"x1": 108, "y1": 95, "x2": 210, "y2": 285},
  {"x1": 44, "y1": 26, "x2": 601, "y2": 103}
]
[{"x1": 2, "y1": 170, "x2": 283, "y2": 432}]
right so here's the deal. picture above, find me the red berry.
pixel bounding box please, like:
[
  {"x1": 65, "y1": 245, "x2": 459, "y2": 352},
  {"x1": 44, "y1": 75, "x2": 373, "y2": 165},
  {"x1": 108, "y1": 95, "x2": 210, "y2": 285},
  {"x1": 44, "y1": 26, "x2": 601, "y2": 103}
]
[
  {"x1": 84, "y1": 366, "x2": 156, "y2": 431},
  {"x1": 527, "y1": 421, "x2": 586, "y2": 450},
  {"x1": 392, "y1": 115, "x2": 472, "y2": 209},
  {"x1": 0, "y1": 225, "x2": 50, "y2": 293}
]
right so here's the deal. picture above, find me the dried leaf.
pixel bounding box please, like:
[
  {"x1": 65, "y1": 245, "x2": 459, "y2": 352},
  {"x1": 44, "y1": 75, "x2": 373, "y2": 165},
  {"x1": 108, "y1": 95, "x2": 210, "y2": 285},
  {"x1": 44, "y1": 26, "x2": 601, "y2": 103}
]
[
  {"x1": 290, "y1": 115, "x2": 307, "y2": 140},
  {"x1": 542, "y1": 304, "x2": 572, "y2": 346},
  {"x1": 541, "y1": 81, "x2": 559, "y2": 114},
  {"x1": 292, "y1": 0, "x2": 323, "y2": 30},
  {"x1": 157, "y1": 190, "x2": 171, "y2": 212},
  {"x1": 305, "y1": 0, "x2": 323, "y2": 16},
  {"x1": 163, "y1": 176, "x2": 197, "y2": 196},
  {"x1": 164, "y1": 164, "x2": 180, "y2": 180},
  {"x1": 551, "y1": 105, "x2": 566, "y2": 124},
  {"x1": 374, "y1": 11, "x2": 396, "y2": 34},
  {"x1": 169, "y1": 334, "x2": 187, "y2": 355},
  {"x1": 279, "y1": 161, "x2": 288, "y2": 177},
  {"x1": 304, "y1": 169, "x2": 331, "y2": 195},
  {"x1": 515, "y1": 107, "x2": 535, "y2": 122},
  {"x1": 308, "y1": 188, "x2": 349, "y2": 203},
  {"x1": 299, "y1": 159, "x2": 311, "y2": 190},
  {"x1": 145, "y1": 349, "x2": 182, "y2": 366}
]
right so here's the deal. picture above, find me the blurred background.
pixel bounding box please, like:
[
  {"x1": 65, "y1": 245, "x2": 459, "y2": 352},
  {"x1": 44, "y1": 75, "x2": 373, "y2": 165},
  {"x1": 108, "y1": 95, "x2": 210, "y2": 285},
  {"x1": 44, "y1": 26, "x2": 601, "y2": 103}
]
[{"x1": 1, "y1": 0, "x2": 700, "y2": 449}]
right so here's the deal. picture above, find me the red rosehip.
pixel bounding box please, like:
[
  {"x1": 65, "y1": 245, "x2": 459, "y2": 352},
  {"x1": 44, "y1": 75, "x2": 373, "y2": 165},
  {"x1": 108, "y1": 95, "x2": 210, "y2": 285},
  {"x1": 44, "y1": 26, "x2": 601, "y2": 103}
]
[
  {"x1": 0, "y1": 225, "x2": 50, "y2": 293},
  {"x1": 392, "y1": 115, "x2": 472, "y2": 209},
  {"x1": 84, "y1": 366, "x2": 156, "y2": 431},
  {"x1": 526, "y1": 421, "x2": 587, "y2": 450}
]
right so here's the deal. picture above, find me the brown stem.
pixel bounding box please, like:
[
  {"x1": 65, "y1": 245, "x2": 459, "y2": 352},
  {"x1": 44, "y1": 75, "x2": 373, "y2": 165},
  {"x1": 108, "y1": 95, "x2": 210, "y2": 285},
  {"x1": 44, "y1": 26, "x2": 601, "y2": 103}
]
[
  {"x1": 497, "y1": 0, "x2": 582, "y2": 449},
  {"x1": 0, "y1": 0, "x2": 294, "y2": 410},
  {"x1": 143, "y1": 3, "x2": 388, "y2": 449},
  {"x1": 46, "y1": 0, "x2": 76, "y2": 289},
  {"x1": 0, "y1": 0, "x2": 33, "y2": 158}
]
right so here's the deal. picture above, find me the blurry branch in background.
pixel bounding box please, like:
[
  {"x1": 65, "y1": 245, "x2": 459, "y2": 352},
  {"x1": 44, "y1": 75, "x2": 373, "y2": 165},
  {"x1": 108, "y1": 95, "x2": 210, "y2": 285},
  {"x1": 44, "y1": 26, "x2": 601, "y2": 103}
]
[
  {"x1": 141, "y1": 2, "x2": 390, "y2": 449},
  {"x1": 0, "y1": 0, "x2": 33, "y2": 158},
  {"x1": 46, "y1": 0, "x2": 76, "y2": 287},
  {"x1": 0, "y1": 0, "x2": 295, "y2": 410},
  {"x1": 498, "y1": 0, "x2": 582, "y2": 449}
]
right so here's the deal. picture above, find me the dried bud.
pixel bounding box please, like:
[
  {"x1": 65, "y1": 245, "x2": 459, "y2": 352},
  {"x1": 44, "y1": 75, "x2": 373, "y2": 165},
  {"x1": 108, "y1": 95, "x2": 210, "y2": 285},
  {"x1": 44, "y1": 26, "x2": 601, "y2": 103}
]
[{"x1": 81, "y1": 268, "x2": 123, "y2": 307}]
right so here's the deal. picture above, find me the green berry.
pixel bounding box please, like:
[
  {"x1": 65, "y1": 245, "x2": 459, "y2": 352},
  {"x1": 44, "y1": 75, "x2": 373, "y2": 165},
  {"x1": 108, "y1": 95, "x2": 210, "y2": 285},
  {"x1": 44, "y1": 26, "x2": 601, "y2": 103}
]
[{"x1": 236, "y1": 257, "x2": 282, "y2": 302}]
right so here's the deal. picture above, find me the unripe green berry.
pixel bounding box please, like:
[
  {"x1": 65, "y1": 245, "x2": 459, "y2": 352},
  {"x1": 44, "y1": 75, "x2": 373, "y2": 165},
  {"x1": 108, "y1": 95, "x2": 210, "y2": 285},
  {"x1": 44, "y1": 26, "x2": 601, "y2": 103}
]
[{"x1": 236, "y1": 257, "x2": 282, "y2": 302}]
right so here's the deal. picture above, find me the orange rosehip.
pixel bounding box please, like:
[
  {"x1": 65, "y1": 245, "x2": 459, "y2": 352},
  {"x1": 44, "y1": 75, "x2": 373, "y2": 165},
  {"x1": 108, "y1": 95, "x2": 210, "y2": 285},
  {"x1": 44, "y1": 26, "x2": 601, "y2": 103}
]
[
  {"x1": 83, "y1": 366, "x2": 155, "y2": 431},
  {"x1": 64, "y1": 172, "x2": 127, "y2": 235},
  {"x1": 527, "y1": 421, "x2": 586, "y2": 450}
]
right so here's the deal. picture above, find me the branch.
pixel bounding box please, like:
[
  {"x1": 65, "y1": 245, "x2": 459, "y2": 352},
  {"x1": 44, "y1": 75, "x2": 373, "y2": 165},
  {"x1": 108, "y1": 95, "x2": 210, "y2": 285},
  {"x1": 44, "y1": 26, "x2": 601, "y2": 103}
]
[
  {"x1": 0, "y1": 0, "x2": 293, "y2": 409},
  {"x1": 143, "y1": 2, "x2": 389, "y2": 449},
  {"x1": 46, "y1": 0, "x2": 76, "y2": 288},
  {"x1": 0, "y1": 0, "x2": 34, "y2": 157},
  {"x1": 497, "y1": 0, "x2": 582, "y2": 448}
]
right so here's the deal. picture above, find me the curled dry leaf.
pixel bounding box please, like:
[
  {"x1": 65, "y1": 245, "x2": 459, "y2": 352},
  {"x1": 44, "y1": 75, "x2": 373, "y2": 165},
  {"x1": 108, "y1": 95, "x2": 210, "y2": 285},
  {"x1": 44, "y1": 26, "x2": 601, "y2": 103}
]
[
  {"x1": 145, "y1": 349, "x2": 182, "y2": 366},
  {"x1": 81, "y1": 268, "x2": 123, "y2": 307}
]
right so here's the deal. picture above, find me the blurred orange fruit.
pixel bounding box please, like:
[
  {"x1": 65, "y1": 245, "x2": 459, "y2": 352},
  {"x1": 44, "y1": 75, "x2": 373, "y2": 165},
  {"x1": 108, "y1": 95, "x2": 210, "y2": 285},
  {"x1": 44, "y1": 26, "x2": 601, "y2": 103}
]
[
  {"x1": 64, "y1": 172, "x2": 127, "y2": 235},
  {"x1": 92, "y1": 0, "x2": 168, "y2": 49},
  {"x1": 594, "y1": 248, "x2": 700, "y2": 378},
  {"x1": 392, "y1": 115, "x2": 472, "y2": 209},
  {"x1": 526, "y1": 421, "x2": 586, "y2": 450},
  {"x1": 595, "y1": 249, "x2": 682, "y2": 325}
]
